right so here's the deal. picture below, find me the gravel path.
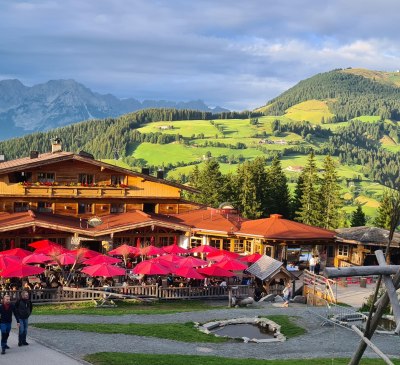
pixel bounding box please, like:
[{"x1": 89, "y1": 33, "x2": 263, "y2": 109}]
[{"x1": 28, "y1": 302, "x2": 400, "y2": 361}]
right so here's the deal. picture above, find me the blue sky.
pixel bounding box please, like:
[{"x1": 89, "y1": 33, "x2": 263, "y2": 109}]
[{"x1": 1, "y1": 0, "x2": 400, "y2": 110}]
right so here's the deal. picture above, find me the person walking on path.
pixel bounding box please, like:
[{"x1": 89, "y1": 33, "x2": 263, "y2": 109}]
[
  {"x1": 282, "y1": 282, "x2": 292, "y2": 307},
  {"x1": 309, "y1": 255, "x2": 316, "y2": 273},
  {"x1": 15, "y1": 290, "x2": 32, "y2": 347},
  {"x1": 0, "y1": 294, "x2": 20, "y2": 355}
]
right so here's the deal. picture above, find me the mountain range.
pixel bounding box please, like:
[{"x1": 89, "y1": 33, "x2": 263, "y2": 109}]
[{"x1": 0, "y1": 79, "x2": 228, "y2": 140}]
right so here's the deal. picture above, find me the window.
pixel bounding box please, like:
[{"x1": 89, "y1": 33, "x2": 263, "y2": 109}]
[
  {"x1": 78, "y1": 203, "x2": 93, "y2": 214},
  {"x1": 233, "y1": 239, "x2": 244, "y2": 253},
  {"x1": 38, "y1": 172, "x2": 55, "y2": 183},
  {"x1": 245, "y1": 241, "x2": 252, "y2": 252},
  {"x1": 338, "y1": 244, "x2": 349, "y2": 257},
  {"x1": 37, "y1": 201, "x2": 52, "y2": 213},
  {"x1": 210, "y1": 238, "x2": 222, "y2": 249},
  {"x1": 79, "y1": 174, "x2": 94, "y2": 184},
  {"x1": 222, "y1": 239, "x2": 231, "y2": 251},
  {"x1": 14, "y1": 202, "x2": 29, "y2": 212},
  {"x1": 9, "y1": 171, "x2": 32, "y2": 183},
  {"x1": 110, "y1": 203, "x2": 124, "y2": 213},
  {"x1": 111, "y1": 175, "x2": 125, "y2": 185}
]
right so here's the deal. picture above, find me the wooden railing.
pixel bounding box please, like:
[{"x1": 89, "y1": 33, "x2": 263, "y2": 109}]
[
  {"x1": 1, "y1": 285, "x2": 253, "y2": 303},
  {"x1": 303, "y1": 269, "x2": 337, "y2": 304}
]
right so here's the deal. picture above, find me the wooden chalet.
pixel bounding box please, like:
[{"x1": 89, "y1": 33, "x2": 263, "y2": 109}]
[
  {"x1": 335, "y1": 226, "x2": 400, "y2": 266},
  {"x1": 0, "y1": 139, "x2": 199, "y2": 251},
  {"x1": 0, "y1": 140, "x2": 337, "y2": 266}
]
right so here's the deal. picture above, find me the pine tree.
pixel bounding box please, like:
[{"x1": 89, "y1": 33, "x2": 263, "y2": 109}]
[
  {"x1": 374, "y1": 189, "x2": 397, "y2": 229},
  {"x1": 236, "y1": 157, "x2": 267, "y2": 219},
  {"x1": 297, "y1": 152, "x2": 320, "y2": 226},
  {"x1": 196, "y1": 159, "x2": 226, "y2": 207},
  {"x1": 318, "y1": 155, "x2": 342, "y2": 229},
  {"x1": 266, "y1": 156, "x2": 291, "y2": 218},
  {"x1": 291, "y1": 174, "x2": 304, "y2": 221},
  {"x1": 351, "y1": 204, "x2": 367, "y2": 227}
]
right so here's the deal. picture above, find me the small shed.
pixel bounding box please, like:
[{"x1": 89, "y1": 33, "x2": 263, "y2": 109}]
[{"x1": 246, "y1": 255, "x2": 296, "y2": 295}]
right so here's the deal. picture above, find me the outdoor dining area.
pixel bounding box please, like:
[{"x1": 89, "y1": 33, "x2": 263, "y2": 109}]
[{"x1": 0, "y1": 240, "x2": 259, "y2": 303}]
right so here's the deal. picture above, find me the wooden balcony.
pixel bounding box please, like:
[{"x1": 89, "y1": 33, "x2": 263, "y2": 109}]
[{"x1": 21, "y1": 185, "x2": 129, "y2": 198}]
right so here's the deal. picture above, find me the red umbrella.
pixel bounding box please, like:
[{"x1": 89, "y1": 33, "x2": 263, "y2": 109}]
[
  {"x1": 54, "y1": 253, "x2": 79, "y2": 266},
  {"x1": 240, "y1": 253, "x2": 263, "y2": 263},
  {"x1": 160, "y1": 254, "x2": 184, "y2": 264},
  {"x1": 136, "y1": 238, "x2": 141, "y2": 250},
  {"x1": 22, "y1": 253, "x2": 52, "y2": 264},
  {"x1": 82, "y1": 263, "x2": 126, "y2": 277},
  {"x1": 71, "y1": 248, "x2": 101, "y2": 259},
  {"x1": 197, "y1": 265, "x2": 235, "y2": 277},
  {"x1": 29, "y1": 239, "x2": 58, "y2": 249},
  {"x1": 207, "y1": 250, "x2": 240, "y2": 259},
  {"x1": 0, "y1": 248, "x2": 31, "y2": 258},
  {"x1": 140, "y1": 245, "x2": 163, "y2": 256},
  {"x1": 215, "y1": 258, "x2": 248, "y2": 271},
  {"x1": 178, "y1": 256, "x2": 208, "y2": 267},
  {"x1": 173, "y1": 236, "x2": 178, "y2": 245},
  {"x1": 84, "y1": 255, "x2": 121, "y2": 265},
  {"x1": 133, "y1": 260, "x2": 170, "y2": 275},
  {"x1": 0, "y1": 256, "x2": 22, "y2": 270},
  {"x1": 189, "y1": 245, "x2": 219, "y2": 254},
  {"x1": 148, "y1": 257, "x2": 176, "y2": 271},
  {"x1": 162, "y1": 244, "x2": 189, "y2": 255},
  {"x1": 34, "y1": 245, "x2": 69, "y2": 256},
  {"x1": 108, "y1": 244, "x2": 138, "y2": 256},
  {"x1": 1, "y1": 264, "x2": 45, "y2": 278},
  {"x1": 174, "y1": 266, "x2": 205, "y2": 279}
]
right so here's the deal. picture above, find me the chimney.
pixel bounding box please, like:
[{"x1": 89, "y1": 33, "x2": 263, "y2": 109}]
[
  {"x1": 0, "y1": 152, "x2": 4, "y2": 163},
  {"x1": 141, "y1": 167, "x2": 150, "y2": 175},
  {"x1": 30, "y1": 151, "x2": 39, "y2": 159},
  {"x1": 51, "y1": 137, "x2": 62, "y2": 153},
  {"x1": 157, "y1": 170, "x2": 164, "y2": 179}
]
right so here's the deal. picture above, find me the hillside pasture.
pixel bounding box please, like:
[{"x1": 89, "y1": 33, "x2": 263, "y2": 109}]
[{"x1": 284, "y1": 100, "x2": 334, "y2": 124}]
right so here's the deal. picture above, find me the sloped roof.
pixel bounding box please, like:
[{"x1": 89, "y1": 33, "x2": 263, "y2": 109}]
[
  {"x1": 335, "y1": 226, "x2": 400, "y2": 248},
  {"x1": 0, "y1": 151, "x2": 197, "y2": 193},
  {"x1": 0, "y1": 210, "x2": 190, "y2": 237},
  {"x1": 171, "y1": 208, "x2": 246, "y2": 234},
  {"x1": 236, "y1": 214, "x2": 335, "y2": 241},
  {"x1": 246, "y1": 255, "x2": 295, "y2": 281}
]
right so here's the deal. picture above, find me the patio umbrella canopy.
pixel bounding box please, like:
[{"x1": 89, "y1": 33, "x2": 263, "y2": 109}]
[
  {"x1": 207, "y1": 249, "x2": 240, "y2": 259},
  {"x1": 29, "y1": 239, "x2": 58, "y2": 249},
  {"x1": 71, "y1": 248, "x2": 101, "y2": 259},
  {"x1": 133, "y1": 260, "x2": 170, "y2": 275},
  {"x1": 0, "y1": 248, "x2": 31, "y2": 258},
  {"x1": 189, "y1": 245, "x2": 219, "y2": 254},
  {"x1": 108, "y1": 244, "x2": 138, "y2": 256},
  {"x1": 174, "y1": 266, "x2": 205, "y2": 279},
  {"x1": 215, "y1": 258, "x2": 248, "y2": 271},
  {"x1": 162, "y1": 244, "x2": 189, "y2": 255},
  {"x1": 241, "y1": 253, "x2": 263, "y2": 263},
  {"x1": 54, "y1": 253, "x2": 79, "y2": 266},
  {"x1": 160, "y1": 254, "x2": 184, "y2": 264},
  {"x1": 84, "y1": 255, "x2": 121, "y2": 266},
  {"x1": 22, "y1": 253, "x2": 52, "y2": 264},
  {"x1": 0, "y1": 255, "x2": 22, "y2": 270},
  {"x1": 82, "y1": 263, "x2": 126, "y2": 277},
  {"x1": 178, "y1": 256, "x2": 208, "y2": 268},
  {"x1": 197, "y1": 265, "x2": 235, "y2": 277},
  {"x1": 140, "y1": 245, "x2": 164, "y2": 256},
  {"x1": 148, "y1": 257, "x2": 176, "y2": 271},
  {"x1": 1, "y1": 264, "x2": 45, "y2": 278}
]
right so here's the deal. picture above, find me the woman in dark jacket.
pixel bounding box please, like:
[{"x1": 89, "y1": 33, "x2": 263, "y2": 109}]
[{"x1": 0, "y1": 294, "x2": 20, "y2": 354}]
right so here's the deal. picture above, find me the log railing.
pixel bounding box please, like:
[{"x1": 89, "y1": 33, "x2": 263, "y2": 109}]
[{"x1": 0, "y1": 284, "x2": 253, "y2": 303}]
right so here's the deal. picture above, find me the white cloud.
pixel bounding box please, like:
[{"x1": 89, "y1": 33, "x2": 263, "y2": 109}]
[{"x1": 1, "y1": 0, "x2": 400, "y2": 110}]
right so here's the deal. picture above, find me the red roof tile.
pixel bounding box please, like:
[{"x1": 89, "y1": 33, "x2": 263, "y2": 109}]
[{"x1": 236, "y1": 214, "x2": 335, "y2": 241}]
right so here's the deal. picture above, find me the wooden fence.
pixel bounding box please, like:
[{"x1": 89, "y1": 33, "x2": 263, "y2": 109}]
[{"x1": 0, "y1": 284, "x2": 253, "y2": 303}]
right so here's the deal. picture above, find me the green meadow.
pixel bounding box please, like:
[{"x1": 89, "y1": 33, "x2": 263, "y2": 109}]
[{"x1": 117, "y1": 113, "x2": 390, "y2": 221}]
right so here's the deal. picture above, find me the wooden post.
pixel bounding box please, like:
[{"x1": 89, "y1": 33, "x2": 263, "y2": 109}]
[
  {"x1": 325, "y1": 266, "x2": 400, "y2": 278},
  {"x1": 350, "y1": 325, "x2": 394, "y2": 365}
]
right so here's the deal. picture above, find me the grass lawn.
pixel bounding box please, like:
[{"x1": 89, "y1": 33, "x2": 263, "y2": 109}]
[
  {"x1": 84, "y1": 353, "x2": 400, "y2": 365},
  {"x1": 33, "y1": 300, "x2": 222, "y2": 315},
  {"x1": 259, "y1": 315, "x2": 306, "y2": 338},
  {"x1": 31, "y1": 316, "x2": 305, "y2": 343},
  {"x1": 32, "y1": 322, "x2": 229, "y2": 343}
]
